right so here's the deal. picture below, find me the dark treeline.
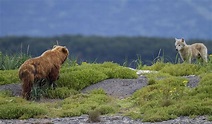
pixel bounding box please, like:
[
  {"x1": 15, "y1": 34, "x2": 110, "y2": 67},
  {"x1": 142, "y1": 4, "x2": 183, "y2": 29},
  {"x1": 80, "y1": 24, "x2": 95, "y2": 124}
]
[{"x1": 0, "y1": 35, "x2": 212, "y2": 66}]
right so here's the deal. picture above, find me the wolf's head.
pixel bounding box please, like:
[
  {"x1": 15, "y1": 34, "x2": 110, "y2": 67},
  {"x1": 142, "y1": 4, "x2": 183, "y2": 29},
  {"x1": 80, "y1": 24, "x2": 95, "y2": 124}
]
[{"x1": 175, "y1": 38, "x2": 186, "y2": 51}]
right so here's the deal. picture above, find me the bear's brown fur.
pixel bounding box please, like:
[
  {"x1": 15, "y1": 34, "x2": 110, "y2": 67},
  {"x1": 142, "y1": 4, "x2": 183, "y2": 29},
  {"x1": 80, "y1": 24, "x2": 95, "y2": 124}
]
[{"x1": 18, "y1": 45, "x2": 69, "y2": 100}]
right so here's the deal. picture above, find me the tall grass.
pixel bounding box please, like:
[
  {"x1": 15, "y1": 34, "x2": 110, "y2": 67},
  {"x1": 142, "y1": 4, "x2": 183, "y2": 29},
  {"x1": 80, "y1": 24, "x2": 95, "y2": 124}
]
[{"x1": 0, "y1": 52, "x2": 30, "y2": 70}]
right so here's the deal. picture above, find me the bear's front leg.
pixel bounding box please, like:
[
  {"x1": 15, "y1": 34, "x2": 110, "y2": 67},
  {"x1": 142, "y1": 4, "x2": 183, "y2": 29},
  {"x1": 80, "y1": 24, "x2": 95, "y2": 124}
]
[{"x1": 48, "y1": 66, "x2": 60, "y2": 89}]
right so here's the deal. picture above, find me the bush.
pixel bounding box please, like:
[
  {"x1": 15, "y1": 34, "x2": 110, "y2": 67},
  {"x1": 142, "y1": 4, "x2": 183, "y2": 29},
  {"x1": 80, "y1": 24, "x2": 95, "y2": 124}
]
[
  {"x1": 58, "y1": 62, "x2": 137, "y2": 90},
  {"x1": 142, "y1": 107, "x2": 176, "y2": 122},
  {"x1": 160, "y1": 63, "x2": 201, "y2": 76},
  {"x1": 60, "y1": 90, "x2": 114, "y2": 118},
  {"x1": 97, "y1": 105, "x2": 116, "y2": 114},
  {"x1": 0, "y1": 70, "x2": 19, "y2": 85},
  {"x1": 142, "y1": 61, "x2": 166, "y2": 71},
  {"x1": 58, "y1": 69, "x2": 108, "y2": 90},
  {"x1": 61, "y1": 109, "x2": 82, "y2": 117},
  {"x1": 45, "y1": 87, "x2": 79, "y2": 99},
  {"x1": 0, "y1": 103, "x2": 47, "y2": 119},
  {"x1": 88, "y1": 110, "x2": 101, "y2": 122}
]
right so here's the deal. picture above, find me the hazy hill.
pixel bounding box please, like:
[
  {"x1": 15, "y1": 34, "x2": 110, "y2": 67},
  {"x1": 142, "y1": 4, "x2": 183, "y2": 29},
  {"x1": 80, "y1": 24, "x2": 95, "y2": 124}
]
[
  {"x1": 0, "y1": 0, "x2": 212, "y2": 39},
  {"x1": 0, "y1": 35, "x2": 211, "y2": 66}
]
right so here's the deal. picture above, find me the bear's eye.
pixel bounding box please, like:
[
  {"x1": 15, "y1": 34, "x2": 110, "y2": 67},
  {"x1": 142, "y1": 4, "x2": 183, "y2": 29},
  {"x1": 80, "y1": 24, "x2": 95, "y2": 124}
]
[{"x1": 178, "y1": 45, "x2": 180, "y2": 46}]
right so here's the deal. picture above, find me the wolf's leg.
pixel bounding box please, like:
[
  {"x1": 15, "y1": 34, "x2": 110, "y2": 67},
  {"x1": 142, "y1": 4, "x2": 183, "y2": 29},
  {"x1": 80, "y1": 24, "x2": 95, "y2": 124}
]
[
  {"x1": 203, "y1": 55, "x2": 208, "y2": 63},
  {"x1": 188, "y1": 57, "x2": 192, "y2": 63},
  {"x1": 201, "y1": 47, "x2": 208, "y2": 63},
  {"x1": 199, "y1": 52, "x2": 208, "y2": 63}
]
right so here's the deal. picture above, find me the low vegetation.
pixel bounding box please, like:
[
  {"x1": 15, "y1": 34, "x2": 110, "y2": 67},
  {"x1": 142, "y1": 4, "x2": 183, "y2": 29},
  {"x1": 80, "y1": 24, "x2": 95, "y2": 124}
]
[
  {"x1": 125, "y1": 72, "x2": 212, "y2": 122},
  {"x1": 0, "y1": 54, "x2": 211, "y2": 122}
]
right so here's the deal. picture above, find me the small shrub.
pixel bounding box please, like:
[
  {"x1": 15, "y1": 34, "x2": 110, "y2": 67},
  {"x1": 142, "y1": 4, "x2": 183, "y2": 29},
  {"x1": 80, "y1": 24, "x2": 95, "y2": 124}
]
[
  {"x1": 208, "y1": 116, "x2": 212, "y2": 121},
  {"x1": 87, "y1": 94, "x2": 111, "y2": 104},
  {"x1": 160, "y1": 63, "x2": 201, "y2": 76},
  {"x1": 142, "y1": 61, "x2": 166, "y2": 71},
  {"x1": 88, "y1": 110, "x2": 101, "y2": 123},
  {"x1": 126, "y1": 111, "x2": 142, "y2": 120},
  {"x1": 45, "y1": 87, "x2": 79, "y2": 99},
  {"x1": 0, "y1": 70, "x2": 19, "y2": 85},
  {"x1": 61, "y1": 109, "x2": 82, "y2": 117},
  {"x1": 161, "y1": 99, "x2": 173, "y2": 107},
  {"x1": 142, "y1": 108, "x2": 176, "y2": 122},
  {"x1": 106, "y1": 67, "x2": 138, "y2": 79},
  {"x1": 97, "y1": 105, "x2": 115, "y2": 114},
  {"x1": 148, "y1": 79, "x2": 156, "y2": 85},
  {"x1": 0, "y1": 103, "x2": 47, "y2": 119}
]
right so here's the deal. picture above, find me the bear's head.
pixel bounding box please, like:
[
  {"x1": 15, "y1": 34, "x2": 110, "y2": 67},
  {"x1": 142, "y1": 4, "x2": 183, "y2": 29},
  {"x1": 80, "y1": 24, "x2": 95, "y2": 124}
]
[{"x1": 52, "y1": 45, "x2": 69, "y2": 64}]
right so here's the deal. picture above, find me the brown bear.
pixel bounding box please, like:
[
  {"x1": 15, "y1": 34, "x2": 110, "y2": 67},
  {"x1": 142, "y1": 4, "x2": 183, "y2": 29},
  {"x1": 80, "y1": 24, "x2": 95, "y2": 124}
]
[{"x1": 18, "y1": 45, "x2": 69, "y2": 100}]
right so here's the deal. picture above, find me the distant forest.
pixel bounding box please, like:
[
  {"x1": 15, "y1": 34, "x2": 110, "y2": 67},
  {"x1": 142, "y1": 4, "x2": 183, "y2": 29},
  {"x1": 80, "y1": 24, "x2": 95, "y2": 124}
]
[{"x1": 0, "y1": 35, "x2": 211, "y2": 66}]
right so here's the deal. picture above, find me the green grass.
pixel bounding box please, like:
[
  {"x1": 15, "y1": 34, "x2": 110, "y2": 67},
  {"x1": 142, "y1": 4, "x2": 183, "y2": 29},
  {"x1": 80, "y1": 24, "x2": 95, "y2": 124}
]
[
  {"x1": 121, "y1": 60, "x2": 212, "y2": 122},
  {"x1": 58, "y1": 62, "x2": 138, "y2": 90},
  {"x1": 0, "y1": 96, "x2": 47, "y2": 119},
  {"x1": 0, "y1": 54, "x2": 212, "y2": 122},
  {"x1": 0, "y1": 70, "x2": 19, "y2": 85},
  {"x1": 0, "y1": 89, "x2": 117, "y2": 119}
]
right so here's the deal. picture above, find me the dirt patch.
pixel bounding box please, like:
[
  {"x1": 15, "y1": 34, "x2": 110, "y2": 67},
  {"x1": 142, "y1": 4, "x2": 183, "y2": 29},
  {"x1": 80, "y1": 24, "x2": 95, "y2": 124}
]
[
  {"x1": 0, "y1": 83, "x2": 22, "y2": 96},
  {"x1": 82, "y1": 75, "x2": 148, "y2": 99},
  {"x1": 184, "y1": 75, "x2": 200, "y2": 88}
]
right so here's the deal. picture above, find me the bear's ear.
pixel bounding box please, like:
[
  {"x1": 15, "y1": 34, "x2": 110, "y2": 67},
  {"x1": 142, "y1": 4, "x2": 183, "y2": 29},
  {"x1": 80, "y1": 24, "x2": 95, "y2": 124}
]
[
  {"x1": 62, "y1": 47, "x2": 68, "y2": 54},
  {"x1": 53, "y1": 45, "x2": 57, "y2": 48},
  {"x1": 181, "y1": 38, "x2": 185, "y2": 42}
]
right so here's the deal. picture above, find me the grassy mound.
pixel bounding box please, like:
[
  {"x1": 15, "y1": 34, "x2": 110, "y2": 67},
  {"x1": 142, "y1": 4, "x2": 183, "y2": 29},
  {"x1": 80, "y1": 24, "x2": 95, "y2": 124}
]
[{"x1": 58, "y1": 62, "x2": 138, "y2": 90}]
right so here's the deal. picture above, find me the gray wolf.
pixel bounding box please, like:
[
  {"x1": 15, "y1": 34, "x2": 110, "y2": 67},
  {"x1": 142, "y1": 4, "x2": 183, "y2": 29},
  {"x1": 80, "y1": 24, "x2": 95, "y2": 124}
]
[{"x1": 175, "y1": 38, "x2": 208, "y2": 63}]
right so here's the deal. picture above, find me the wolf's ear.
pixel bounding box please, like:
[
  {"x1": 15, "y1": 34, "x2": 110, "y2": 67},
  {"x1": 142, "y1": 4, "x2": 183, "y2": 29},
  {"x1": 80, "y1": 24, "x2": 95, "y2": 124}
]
[{"x1": 181, "y1": 38, "x2": 185, "y2": 42}]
